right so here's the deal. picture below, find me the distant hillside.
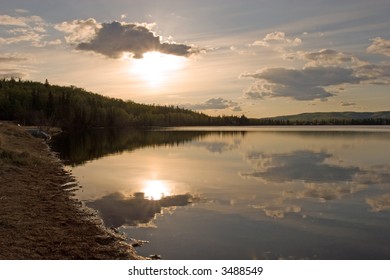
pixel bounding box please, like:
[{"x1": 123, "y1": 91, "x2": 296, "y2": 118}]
[
  {"x1": 272, "y1": 111, "x2": 390, "y2": 121},
  {"x1": 251, "y1": 111, "x2": 390, "y2": 125},
  {"x1": 0, "y1": 78, "x2": 248, "y2": 128}
]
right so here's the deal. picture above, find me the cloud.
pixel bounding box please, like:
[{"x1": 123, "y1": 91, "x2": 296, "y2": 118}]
[
  {"x1": 242, "y1": 66, "x2": 362, "y2": 101},
  {"x1": 366, "y1": 194, "x2": 390, "y2": 212},
  {"x1": 280, "y1": 48, "x2": 366, "y2": 68},
  {"x1": 14, "y1": 9, "x2": 30, "y2": 14},
  {"x1": 340, "y1": 101, "x2": 356, "y2": 107},
  {"x1": 0, "y1": 70, "x2": 27, "y2": 79},
  {"x1": 241, "y1": 150, "x2": 360, "y2": 183},
  {"x1": 243, "y1": 148, "x2": 390, "y2": 220},
  {"x1": 252, "y1": 202, "x2": 301, "y2": 219},
  {"x1": 192, "y1": 138, "x2": 241, "y2": 154},
  {"x1": 300, "y1": 49, "x2": 362, "y2": 67},
  {"x1": 354, "y1": 64, "x2": 390, "y2": 85},
  {"x1": 0, "y1": 29, "x2": 45, "y2": 46},
  {"x1": 0, "y1": 14, "x2": 49, "y2": 47},
  {"x1": 355, "y1": 164, "x2": 390, "y2": 185},
  {"x1": 242, "y1": 150, "x2": 389, "y2": 205},
  {"x1": 54, "y1": 18, "x2": 101, "y2": 45},
  {"x1": 0, "y1": 15, "x2": 27, "y2": 26},
  {"x1": 57, "y1": 19, "x2": 199, "y2": 59},
  {"x1": 0, "y1": 14, "x2": 45, "y2": 27},
  {"x1": 241, "y1": 35, "x2": 390, "y2": 101},
  {"x1": 0, "y1": 51, "x2": 37, "y2": 79},
  {"x1": 87, "y1": 192, "x2": 193, "y2": 227},
  {"x1": 47, "y1": 39, "x2": 62, "y2": 46},
  {"x1": 300, "y1": 182, "x2": 365, "y2": 202},
  {"x1": 0, "y1": 53, "x2": 33, "y2": 79},
  {"x1": 367, "y1": 37, "x2": 390, "y2": 57},
  {"x1": 251, "y1": 31, "x2": 302, "y2": 62},
  {"x1": 252, "y1": 31, "x2": 302, "y2": 48},
  {"x1": 194, "y1": 142, "x2": 231, "y2": 153},
  {"x1": 0, "y1": 53, "x2": 28, "y2": 63},
  {"x1": 183, "y1": 97, "x2": 242, "y2": 111}
]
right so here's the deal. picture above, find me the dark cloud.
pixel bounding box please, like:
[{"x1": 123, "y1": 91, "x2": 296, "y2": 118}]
[
  {"x1": 73, "y1": 21, "x2": 198, "y2": 59},
  {"x1": 242, "y1": 39, "x2": 390, "y2": 102},
  {"x1": 159, "y1": 41, "x2": 195, "y2": 58},
  {"x1": 242, "y1": 67, "x2": 363, "y2": 101},
  {"x1": 301, "y1": 183, "x2": 363, "y2": 201},
  {"x1": 340, "y1": 101, "x2": 356, "y2": 107},
  {"x1": 184, "y1": 97, "x2": 242, "y2": 111},
  {"x1": 355, "y1": 64, "x2": 390, "y2": 85},
  {"x1": 87, "y1": 192, "x2": 193, "y2": 227},
  {"x1": 305, "y1": 49, "x2": 347, "y2": 61},
  {"x1": 302, "y1": 49, "x2": 359, "y2": 66},
  {"x1": 193, "y1": 142, "x2": 231, "y2": 153},
  {"x1": 192, "y1": 139, "x2": 241, "y2": 153},
  {"x1": 241, "y1": 150, "x2": 360, "y2": 183}
]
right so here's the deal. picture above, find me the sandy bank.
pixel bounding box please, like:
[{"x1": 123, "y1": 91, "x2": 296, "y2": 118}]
[{"x1": 0, "y1": 123, "x2": 143, "y2": 259}]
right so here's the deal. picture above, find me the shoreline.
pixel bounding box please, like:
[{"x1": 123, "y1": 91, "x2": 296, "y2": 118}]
[{"x1": 0, "y1": 123, "x2": 144, "y2": 259}]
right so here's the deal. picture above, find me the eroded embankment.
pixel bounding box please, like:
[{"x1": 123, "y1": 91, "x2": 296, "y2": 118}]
[{"x1": 0, "y1": 123, "x2": 143, "y2": 259}]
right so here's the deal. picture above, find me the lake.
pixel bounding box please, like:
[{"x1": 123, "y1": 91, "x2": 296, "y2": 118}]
[{"x1": 51, "y1": 126, "x2": 390, "y2": 259}]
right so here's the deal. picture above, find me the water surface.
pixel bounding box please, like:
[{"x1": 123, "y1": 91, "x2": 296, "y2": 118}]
[{"x1": 52, "y1": 126, "x2": 390, "y2": 259}]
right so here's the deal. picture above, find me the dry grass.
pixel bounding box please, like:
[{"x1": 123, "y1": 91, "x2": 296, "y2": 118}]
[
  {"x1": 0, "y1": 124, "x2": 143, "y2": 260},
  {"x1": 0, "y1": 149, "x2": 41, "y2": 166}
]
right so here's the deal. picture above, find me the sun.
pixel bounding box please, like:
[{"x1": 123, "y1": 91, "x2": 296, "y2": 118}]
[
  {"x1": 129, "y1": 52, "x2": 186, "y2": 87},
  {"x1": 143, "y1": 180, "x2": 171, "y2": 200}
]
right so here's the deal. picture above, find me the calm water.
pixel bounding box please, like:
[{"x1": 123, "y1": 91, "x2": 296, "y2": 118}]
[{"x1": 52, "y1": 126, "x2": 390, "y2": 259}]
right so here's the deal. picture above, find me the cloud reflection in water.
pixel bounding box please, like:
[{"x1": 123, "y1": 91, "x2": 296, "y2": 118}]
[
  {"x1": 54, "y1": 128, "x2": 390, "y2": 259},
  {"x1": 87, "y1": 192, "x2": 194, "y2": 228},
  {"x1": 242, "y1": 149, "x2": 390, "y2": 219},
  {"x1": 366, "y1": 194, "x2": 390, "y2": 212},
  {"x1": 242, "y1": 150, "x2": 360, "y2": 183}
]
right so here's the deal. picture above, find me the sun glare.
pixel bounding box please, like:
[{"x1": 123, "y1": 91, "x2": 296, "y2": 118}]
[
  {"x1": 143, "y1": 180, "x2": 171, "y2": 200},
  {"x1": 129, "y1": 52, "x2": 186, "y2": 87}
]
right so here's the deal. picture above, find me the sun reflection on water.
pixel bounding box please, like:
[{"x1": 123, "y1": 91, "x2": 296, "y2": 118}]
[{"x1": 143, "y1": 180, "x2": 171, "y2": 200}]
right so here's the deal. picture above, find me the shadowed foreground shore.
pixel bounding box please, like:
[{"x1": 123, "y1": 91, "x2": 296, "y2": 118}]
[{"x1": 0, "y1": 123, "x2": 143, "y2": 259}]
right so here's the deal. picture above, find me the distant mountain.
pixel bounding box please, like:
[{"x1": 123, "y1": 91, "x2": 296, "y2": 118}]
[
  {"x1": 270, "y1": 111, "x2": 390, "y2": 121},
  {"x1": 251, "y1": 111, "x2": 390, "y2": 125}
]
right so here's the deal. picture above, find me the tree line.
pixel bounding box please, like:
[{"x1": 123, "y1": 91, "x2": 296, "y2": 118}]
[
  {"x1": 1, "y1": 78, "x2": 388, "y2": 128},
  {"x1": 249, "y1": 118, "x2": 390, "y2": 125},
  {"x1": 0, "y1": 78, "x2": 249, "y2": 128}
]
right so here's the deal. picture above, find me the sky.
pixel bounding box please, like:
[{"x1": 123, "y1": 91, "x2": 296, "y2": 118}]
[{"x1": 1, "y1": 0, "x2": 389, "y2": 117}]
